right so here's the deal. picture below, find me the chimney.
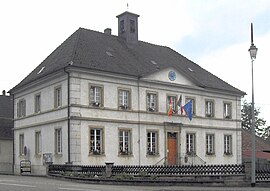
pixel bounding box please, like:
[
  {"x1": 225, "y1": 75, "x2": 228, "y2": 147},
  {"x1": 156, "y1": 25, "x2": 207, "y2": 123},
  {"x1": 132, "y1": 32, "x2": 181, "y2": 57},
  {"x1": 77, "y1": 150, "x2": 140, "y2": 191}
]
[
  {"x1": 116, "y1": 11, "x2": 140, "y2": 43},
  {"x1": 2, "y1": 90, "x2": 6, "y2": 96},
  {"x1": 104, "y1": 28, "x2": 112, "y2": 35}
]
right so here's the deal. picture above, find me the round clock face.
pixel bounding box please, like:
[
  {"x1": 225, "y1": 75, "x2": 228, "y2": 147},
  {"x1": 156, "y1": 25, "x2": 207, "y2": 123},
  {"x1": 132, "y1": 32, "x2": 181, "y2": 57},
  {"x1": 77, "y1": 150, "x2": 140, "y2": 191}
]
[{"x1": 168, "y1": 71, "x2": 176, "y2": 81}]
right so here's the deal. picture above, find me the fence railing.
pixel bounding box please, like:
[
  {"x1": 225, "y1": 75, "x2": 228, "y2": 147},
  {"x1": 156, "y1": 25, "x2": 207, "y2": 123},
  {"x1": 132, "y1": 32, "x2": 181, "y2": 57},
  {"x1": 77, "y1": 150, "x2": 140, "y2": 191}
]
[{"x1": 49, "y1": 163, "x2": 245, "y2": 177}]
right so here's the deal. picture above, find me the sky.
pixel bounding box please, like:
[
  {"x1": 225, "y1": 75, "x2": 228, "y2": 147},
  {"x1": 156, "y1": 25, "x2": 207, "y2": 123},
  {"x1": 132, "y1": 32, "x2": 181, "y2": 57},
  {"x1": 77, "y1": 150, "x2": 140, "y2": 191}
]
[{"x1": 1, "y1": 0, "x2": 270, "y2": 125}]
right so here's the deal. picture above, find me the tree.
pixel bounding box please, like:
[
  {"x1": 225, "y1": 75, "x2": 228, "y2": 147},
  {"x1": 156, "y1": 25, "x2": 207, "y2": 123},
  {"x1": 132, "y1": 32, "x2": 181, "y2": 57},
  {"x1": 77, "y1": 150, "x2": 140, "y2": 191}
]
[{"x1": 241, "y1": 100, "x2": 267, "y2": 138}]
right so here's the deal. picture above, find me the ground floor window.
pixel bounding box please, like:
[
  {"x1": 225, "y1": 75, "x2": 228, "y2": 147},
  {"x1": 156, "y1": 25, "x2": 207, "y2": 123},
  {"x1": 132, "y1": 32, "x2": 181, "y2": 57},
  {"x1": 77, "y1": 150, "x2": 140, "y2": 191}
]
[
  {"x1": 35, "y1": 131, "x2": 42, "y2": 155},
  {"x1": 19, "y1": 134, "x2": 24, "y2": 155},
  {"x1": 89, "y1": 128, "x2": 104, "y2": 155},
  {"x1": 55, "y1": 128, "x2": 62, "y2": 154},
  {"x1": 186, "y1": 133, "x2": 196, "y2": 155},
  {"x1": 119, "y1": 129, "x2": 132, "y2": 155},
  {"x1": 206, "y1": 134, "x2": 215, "y2": 155},
  {"x1": 147, "y1": 131, "x2": 158, "y2": 155},
  {"x1": 224, "y1": 135, "x2": 232, "y2": 155}
]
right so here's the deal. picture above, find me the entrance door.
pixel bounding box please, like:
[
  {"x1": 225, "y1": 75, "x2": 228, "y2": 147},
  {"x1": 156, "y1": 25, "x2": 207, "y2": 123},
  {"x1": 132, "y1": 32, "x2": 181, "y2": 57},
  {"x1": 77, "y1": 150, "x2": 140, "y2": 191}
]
[{"x1": 167, "y1": 132, "x2": 177, "y2": 165}]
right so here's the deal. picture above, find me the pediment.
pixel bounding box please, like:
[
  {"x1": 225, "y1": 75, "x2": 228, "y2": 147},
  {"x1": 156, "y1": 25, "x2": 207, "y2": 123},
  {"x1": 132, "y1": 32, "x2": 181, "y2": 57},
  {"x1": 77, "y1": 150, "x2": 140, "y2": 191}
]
[{"x1": 142, "y1": 67, "x2": 196, "y2": 86}]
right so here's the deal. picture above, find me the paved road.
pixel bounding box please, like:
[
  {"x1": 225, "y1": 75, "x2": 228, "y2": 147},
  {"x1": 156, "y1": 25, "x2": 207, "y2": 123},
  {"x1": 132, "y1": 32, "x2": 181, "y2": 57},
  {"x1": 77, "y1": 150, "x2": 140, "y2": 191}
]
[{"x1": 0, "y1": 174, "x2": 268, "y2": 191}]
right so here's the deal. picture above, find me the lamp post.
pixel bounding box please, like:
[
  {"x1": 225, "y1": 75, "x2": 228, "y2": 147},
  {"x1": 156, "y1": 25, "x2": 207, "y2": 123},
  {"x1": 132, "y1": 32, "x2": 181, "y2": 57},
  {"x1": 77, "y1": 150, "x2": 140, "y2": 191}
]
[{"x1": 248, "y1": 23, "x2": 258, "y2": 187}]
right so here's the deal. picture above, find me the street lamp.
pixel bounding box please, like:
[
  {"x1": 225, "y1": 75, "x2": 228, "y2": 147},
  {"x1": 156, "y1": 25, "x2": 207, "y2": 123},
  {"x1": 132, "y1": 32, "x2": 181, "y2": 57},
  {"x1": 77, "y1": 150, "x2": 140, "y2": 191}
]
[{"x1": 248, "y1": 23, "x2": 258, "y2": 187}]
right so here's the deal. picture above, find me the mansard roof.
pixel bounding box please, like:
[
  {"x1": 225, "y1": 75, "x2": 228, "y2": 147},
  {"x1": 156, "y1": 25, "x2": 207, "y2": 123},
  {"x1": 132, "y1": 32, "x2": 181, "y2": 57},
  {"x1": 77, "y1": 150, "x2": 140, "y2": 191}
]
[{"x1": 10, "y1": 28, "x2": 245, "y2": 95}]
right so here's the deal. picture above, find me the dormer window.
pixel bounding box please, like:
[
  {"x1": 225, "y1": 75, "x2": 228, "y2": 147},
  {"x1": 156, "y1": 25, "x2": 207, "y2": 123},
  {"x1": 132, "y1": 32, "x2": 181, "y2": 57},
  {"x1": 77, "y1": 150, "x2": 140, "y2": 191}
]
[{"x1": 130, "y1": 19, "x2": 135, "y2": 33}]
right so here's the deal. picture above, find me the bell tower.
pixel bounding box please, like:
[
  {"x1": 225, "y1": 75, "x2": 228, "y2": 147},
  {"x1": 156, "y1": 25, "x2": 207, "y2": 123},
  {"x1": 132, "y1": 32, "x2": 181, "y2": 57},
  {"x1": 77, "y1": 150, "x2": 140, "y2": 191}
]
[{"x1": 116, "y1": 11, "x2": 140, "y2": 43}]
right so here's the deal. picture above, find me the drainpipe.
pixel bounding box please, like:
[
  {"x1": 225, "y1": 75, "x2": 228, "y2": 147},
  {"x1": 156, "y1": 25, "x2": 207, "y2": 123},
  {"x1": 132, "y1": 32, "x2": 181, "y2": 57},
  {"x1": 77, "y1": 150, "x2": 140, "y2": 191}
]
[
  {"x1": 64, "y1": 67, "x2": 71, "y2": 164},
  {"x1": 137, "y1": 77, "x2": 141, "y2": 165},
  {"x1": 11, "y1": 93, "x2": 15, "y2": 173}
]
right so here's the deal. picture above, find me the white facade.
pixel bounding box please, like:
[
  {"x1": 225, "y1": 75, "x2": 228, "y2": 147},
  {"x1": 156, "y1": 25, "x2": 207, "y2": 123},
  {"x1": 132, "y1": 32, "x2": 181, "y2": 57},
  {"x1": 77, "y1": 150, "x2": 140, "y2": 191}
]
[{"x1": 12, "y1": 67, "x2": 242, "y2": 175}]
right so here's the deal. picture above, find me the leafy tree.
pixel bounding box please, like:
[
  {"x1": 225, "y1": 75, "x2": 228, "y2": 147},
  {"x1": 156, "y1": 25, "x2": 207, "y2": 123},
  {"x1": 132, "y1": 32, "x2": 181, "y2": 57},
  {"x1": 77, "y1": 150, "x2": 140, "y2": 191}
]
[{"x1": 241, "y1": 100, "x2": 267, "y2": 138}]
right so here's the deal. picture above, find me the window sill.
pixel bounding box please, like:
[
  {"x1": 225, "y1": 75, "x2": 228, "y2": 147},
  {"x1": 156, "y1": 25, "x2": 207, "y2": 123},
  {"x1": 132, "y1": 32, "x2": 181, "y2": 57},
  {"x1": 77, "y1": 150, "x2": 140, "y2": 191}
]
[
  {"x1": 146, "y1": 153, "x2": 160, "y2": 157},
  {"x1": 118, "y1": 153, "x2": 134, "y2": 157},
  {"x1": 88, "y1": 153, "x2": 106, "y2": 157},
  {"x1": 224, "y1": 153, "x2": 233, "y2": 157},
  {"x1": 206, "y1": 153, "x2": 216, "y2": 157},
  {"x1": 54, "y1": 153, "x2": 63, "y2": 158},
  {"x1": 35, "y1": 154, "x2": 42, "y2": 158}
]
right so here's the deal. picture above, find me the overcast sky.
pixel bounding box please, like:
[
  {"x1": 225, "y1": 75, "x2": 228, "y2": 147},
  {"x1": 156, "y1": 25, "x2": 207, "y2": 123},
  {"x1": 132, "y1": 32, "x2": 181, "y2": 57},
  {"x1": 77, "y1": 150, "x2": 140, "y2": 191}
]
[{"x1": 1, "y1": 0, "x2": 270, "y2": 124}]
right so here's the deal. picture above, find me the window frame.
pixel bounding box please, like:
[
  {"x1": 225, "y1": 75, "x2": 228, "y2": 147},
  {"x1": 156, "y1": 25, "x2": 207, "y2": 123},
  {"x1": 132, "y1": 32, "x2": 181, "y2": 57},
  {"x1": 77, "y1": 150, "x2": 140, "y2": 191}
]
[
  {"x1": 89, "y1": 84, "x2": 103, "y2": 107},
  {"x1": 186, "y1": 133, "x2": 196, "y2": 155},
  {"x1": 206, "y1": 134, "x2": 215, "y2": 155},
  {"x1": 89, "y1": 127, "x2": 104, "y2": 155},
  {"x1": 34, "y1": 93, "x2": 41, "y2": 113},
  {"x1": 167, "y1": 95, "x2": 177, "y2": 114},
  {"x1": 130, "y1": 19, "x2": 135, "y2": 33},
  {"x1": 224, "y1": 134, "x2": 232, "y2": 155},
  {"x1": 17, "y1": 99, "x2": 26, "y2": 118},
  {"x1": 147, "y1": 130, "x2": 159, "y2": 156},
  {"x1": 205, "y1": 100, "x2": 215, "y2": 118},
  {"x1": 55, "y1": 128, "x2": 62, "y2": 155},
  {"x1": 35, "y1": 131, "x2": 42, "y2": 156},
  {"x1": 54, "y1": 86, "x2": 62, "y2": 108},
  {"x1": 118, "y1": 128, "x2": 132, "y2": 156},
  {"x1": 19, "y1": 134, "x2": 24, "y2": 156},
  {"x1": 185, "y1": 97, "x2": 196, "y2": 115},
  {"x1": 118, "y1": 88, "x2": 131, "y2": 110},
  {"x1": 224, "y1": 102, "x2": 232, "y2": 119},
  {"x1": 146, "y1": 92, "x2": 158, "y2": 112}
]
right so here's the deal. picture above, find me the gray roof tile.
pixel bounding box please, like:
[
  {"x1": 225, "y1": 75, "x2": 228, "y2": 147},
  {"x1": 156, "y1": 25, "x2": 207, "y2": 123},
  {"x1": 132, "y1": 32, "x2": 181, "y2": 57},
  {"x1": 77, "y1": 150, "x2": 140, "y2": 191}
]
[{"x1": 10, "y1": 28, "x2": 245, "y2": 95}]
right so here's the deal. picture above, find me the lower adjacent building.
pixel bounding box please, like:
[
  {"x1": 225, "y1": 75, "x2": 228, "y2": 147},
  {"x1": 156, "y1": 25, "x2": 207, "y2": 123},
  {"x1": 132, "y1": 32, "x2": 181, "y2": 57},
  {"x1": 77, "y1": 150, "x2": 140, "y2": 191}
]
[
  {"x1": 0, "y1": 90, "x2": 13, "y2": 173},
  {"x1": 9, "y1": 11, "x2": 245, "y2": 175}
]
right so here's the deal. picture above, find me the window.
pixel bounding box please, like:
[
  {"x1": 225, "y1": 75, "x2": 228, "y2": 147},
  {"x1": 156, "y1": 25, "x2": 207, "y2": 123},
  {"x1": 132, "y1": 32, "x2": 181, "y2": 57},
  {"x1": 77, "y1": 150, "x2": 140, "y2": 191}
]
[
  {"x1": 17, "y1": 99, "x2": 26, "y2": 118},
  {"x1": 54, "y1": 87, "x2": 62, "y2": 108},
  {"x1": 55, "y1": 128, "x2": 62, "y2": 154},
  {"x1": 35, "y1": 131, "x2": 42, "y2": 155},
  {"x1": 167, "y1": 95, "x2": 177, "y2": 114},
  {"x1": 206, "y1": 134, "x2": 215, "y2": 155},
  {"x1": 118, "y1": 89, "x2": 130, "y2": 110},
  {"x1": 120, "y1": 20, "x2": 125, "y2": 33},
  {"x1": 224, "y1": 135, "x2": 232, "y2": 155},
  {"x1": 19, "y1": 134, "x2": 24, "y2": 155},
  {"x1": 186, "y1": 133, "x2": 196, "y2": 155},
  {"x1": 224, "y1": 102, "x2": 232, "y2": 119},
  {"x1": 35, "y1": 93, "x2": 41, "y2": 113},
  {"x1": 147, "y1": 92, "x2": 157, "y2": 112},
  {"x1": 130, "y1": 19, "x2": 135, "y2": 33},
  {"x1": 119, "y1": 129, "x2": 132, "y2": 155},
  {"x1": 89, "y1": 128, "x2": 104, "y2": 155},
  {"x1": 185, "y1": 98, "x2": 196, "y2": 115},
  {"x1": 205, "y1": 100, "x2": 214, "y2": 117},
  {"x1": 147, "y1": 131, "x2": 158, "y2": 155},
  {"x1": 90, "y1": 85, "x2": 103, "y2": 107}
]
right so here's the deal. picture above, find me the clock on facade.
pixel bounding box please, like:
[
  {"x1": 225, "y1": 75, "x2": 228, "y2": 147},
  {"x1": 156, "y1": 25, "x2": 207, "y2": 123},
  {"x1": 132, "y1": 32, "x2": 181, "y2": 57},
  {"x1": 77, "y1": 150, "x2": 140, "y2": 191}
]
[{"x1": 168, "y1": 71, "x2": 176, "y2": 81}]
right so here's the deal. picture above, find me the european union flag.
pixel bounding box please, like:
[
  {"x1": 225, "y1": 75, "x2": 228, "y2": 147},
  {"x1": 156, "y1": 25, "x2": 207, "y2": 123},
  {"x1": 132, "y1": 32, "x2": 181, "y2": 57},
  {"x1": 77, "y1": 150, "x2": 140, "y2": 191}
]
[{"x1": 183, "y1": 100, "x2": 192, "y2": 121}]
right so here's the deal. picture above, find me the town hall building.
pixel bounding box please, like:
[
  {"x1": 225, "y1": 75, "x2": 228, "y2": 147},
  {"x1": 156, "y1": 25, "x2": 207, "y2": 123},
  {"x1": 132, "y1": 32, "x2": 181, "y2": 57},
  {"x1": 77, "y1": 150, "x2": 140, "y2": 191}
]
[{"x1": 9, "y1": 11, "x2": 245, "y2": 175}]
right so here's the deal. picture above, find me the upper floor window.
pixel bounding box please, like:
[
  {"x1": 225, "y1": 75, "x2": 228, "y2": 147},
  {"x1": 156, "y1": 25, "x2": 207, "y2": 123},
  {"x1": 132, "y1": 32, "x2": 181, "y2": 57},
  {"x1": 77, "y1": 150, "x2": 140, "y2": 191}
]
[
  {"x1": 54, "y1": 86, "x2": 62, "y2": 108},
  {"x1": 167, "y1": 95, "x2": 177, "y2": 114},
  {"x1": 89, "y1": 128, "x2": 104, "y2": 155},
  {"x1": 205, "y1": 100, "x2": 214, "y2": 117},
  {"x1": 118, "y1": 89, "x2": 131, "y2": 110},
  {"x1": 55, "y1": 128, "x2": 62, "y2": 154},
  {"x1": 147, "y1": 92, "x2": 158, "y2": 112},
  {"x1": 147, "y1": 131, "x2": 158, "y2": 155},
  {"x1": 224, "y1": 102, "x2": 232, "y2": 119},
  {"x1": 206, "y1": 134, "x2": 215, "y2": 155},
  {"x1": 130, "y1": 19, "x2": 135, "y2": 33},
  {"x1": 186, "y1": 133, "x2": 196, "y2": 155},
  {"x1": 17, "y1": 99, "x2": 26, "y2": 118},
  {"x1": 35, "y1": 131, "x2": 42, "y2": 155},
  {"x1": 185, "y1": 97, "x2": 196, "y2": 115},
  {"x1": 35, "y1": 93, "x2": 41, "y2": 113},
  {"x1": 224, "y1": 135, "x2": 232, "y2": 155},
  {"x1": 119, "y1": 129, "x2": 132, "y2": 155},
  {"x1": 90, "y1": 85, "x2": 103, "y2": 107}
]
